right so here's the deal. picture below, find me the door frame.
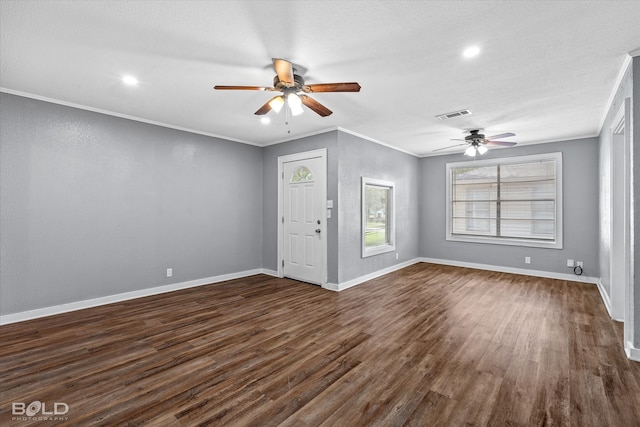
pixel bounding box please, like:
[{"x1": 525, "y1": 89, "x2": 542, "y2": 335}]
[
  {"x1": 277, "y1": 148, "x2": 328, "y2": 286},
  {"x1": 610, "y1": 98, "x2": 633, "y2": 351},
  {"x1": 610, "y1": 99, "x2": 629, "y2": 322}
]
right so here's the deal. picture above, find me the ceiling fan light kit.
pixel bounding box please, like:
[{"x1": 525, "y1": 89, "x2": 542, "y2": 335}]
[
  {"x1": 214, "y1": 58, "x2": 361, "y2": 118},
  {"x1": 464, "y1": 145, "x2": 488, "y2": 157},
  {"x1": 464, "y1": 145, "x2": 477, "y2": 156},
  {"x1": 465, "y1": 144, "x2": 488, "y2": 157},
  {"x1": 268, "y1": 96, "x2": 285, "y2": 113},
  {"x1": 435, "y1": 129, "x2": 518, "y2": 156},
  {"x1": 287, "y1": 93, "x2": 304, "y2": 116}
]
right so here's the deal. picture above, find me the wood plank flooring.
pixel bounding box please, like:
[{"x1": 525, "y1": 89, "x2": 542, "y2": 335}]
[{"x1": 1, "y1": 263, "x2": 639, "y2": 426}]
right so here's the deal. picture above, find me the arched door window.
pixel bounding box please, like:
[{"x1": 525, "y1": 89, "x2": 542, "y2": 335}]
[{"x1": 290, "y1": 166, "x2": 314, "y2": 183}]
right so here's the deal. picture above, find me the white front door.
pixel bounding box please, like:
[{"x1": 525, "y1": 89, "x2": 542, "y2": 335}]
[{"x1": 281, "y1": 154, "x2": 326, "y2": 285}]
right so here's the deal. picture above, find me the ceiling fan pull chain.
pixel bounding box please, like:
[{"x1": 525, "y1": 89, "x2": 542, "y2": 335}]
[{"x1": 285, "y1": 101, "x2": 293, "y2": 134}]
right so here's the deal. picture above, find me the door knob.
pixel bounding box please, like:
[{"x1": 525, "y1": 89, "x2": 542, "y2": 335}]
[{"x1": 315, "y1": 229, "x2": 321, "y2": 234}]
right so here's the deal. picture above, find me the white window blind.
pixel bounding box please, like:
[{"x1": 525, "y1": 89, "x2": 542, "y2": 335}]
[{"x1": 447, "y1": 153, "x2": 562, "y2": 248}]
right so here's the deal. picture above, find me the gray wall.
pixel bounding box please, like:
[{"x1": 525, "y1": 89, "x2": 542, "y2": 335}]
[
  {"x1": 0, "y1": 93, "x2": 263, "y2": 315},
  {"x1": 599, "y1": 63, "x2": 633, "y2": 302},
  {"x1": 336, "y1": 131, "x2": 420, "y2": 283},
  {"x1": 419, "y1": 138, "x2": 600, "y2": 277}
]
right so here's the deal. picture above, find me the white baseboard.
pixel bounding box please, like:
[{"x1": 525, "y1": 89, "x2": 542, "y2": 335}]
[
  {"x1": 420, "y1": 257, "x2": 599, "y2": 285},
  {"x1": 323, "y1": 257, "x2": 600, "y2": 292},
  {"x1": 261, "y1": 269, "x2": 279, "y2": 278},
  {"x1": 322, "y1": 282, "x2": 340, "y2": 292},
  {"x1": 324, "y1": 258, "x2": 422, "y2": 292},
  {"x1": 0, "y1": 268, "x2": 274, "y2": 325},
  {"x1": 596, "y1": 279, "x2": 615, "y2": 319},
  {"x1": 626, "y1": 341, "x2": 640, "y2": 362},
  {"x1": 595, "y1": 280, "x2": 625, "y2": 322}
]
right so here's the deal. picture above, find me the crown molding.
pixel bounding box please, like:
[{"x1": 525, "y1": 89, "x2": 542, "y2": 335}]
[
  {"x1": 260, "y1": 127, "x2": 340, "y2": 146},
  {"x1": 337, "y1": 127, "x2": 419, "y2": 157},
  {"x1": 596, "y1": 54, "x2": 633, "y2": 135}
]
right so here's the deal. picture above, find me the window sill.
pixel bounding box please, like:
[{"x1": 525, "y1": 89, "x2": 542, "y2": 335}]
[
  {"x1": 362, "y1": 244, "x2": 396, "y2": 258},
  {"x1": 447, "y1": 234, "x2": 562, "y2": 249}
]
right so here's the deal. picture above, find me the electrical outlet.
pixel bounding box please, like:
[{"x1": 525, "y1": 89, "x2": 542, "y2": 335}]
[
  {"x1": 166, "y1": 268, "x2": 173, "y2": 277},
  {"x1": 396, "y1": 253, "x2": 399, "y2": 260},
  {"x1": 576, "y1": 261, "x2": 583, "y2": 268},
  {"x1": 567, "y1": 259, "x2": 574, "y2": 267},
  {"x1": 525, "y1": 257, "x2": 531, "y2": 264}
]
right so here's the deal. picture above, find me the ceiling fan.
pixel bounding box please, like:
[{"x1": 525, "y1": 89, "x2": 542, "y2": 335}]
[
  {"x1": 214, "y1": 58, "x2": 361, "y2": 117},
  {"x1": 433, "y1": 129, "x2": 517, "y2": 156}
]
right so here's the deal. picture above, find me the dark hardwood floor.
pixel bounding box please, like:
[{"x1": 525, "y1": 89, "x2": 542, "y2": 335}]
[{"x1": 1, "y1": 263, "x2": 639, "y2": 426}]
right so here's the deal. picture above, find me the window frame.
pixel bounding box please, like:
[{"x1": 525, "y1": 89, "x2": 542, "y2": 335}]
[
  {"x1": 445, "y1": 152, "x2": 563, "y2": 249},
  {"x1": 362, "y1": 177, "x2": 396, "y2": 257}
]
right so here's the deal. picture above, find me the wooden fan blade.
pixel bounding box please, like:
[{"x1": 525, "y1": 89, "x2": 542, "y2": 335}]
[
  {"x1": 272, "y1": 58, "x2": 294, "y2": 84},
  {"x1": 214, "y1": 85, "x2": 270, "y2": 91},
  {"x1": 304, "y1": 82, "x2": 361, "y2": 93},
  {"x1": 486, "y1": 132, "x2": 515, "y2": 140},
  {"x1": 300, "y1": 95, "x2": 333, "y2": 117},
  {"x1": 254, "y1": 96, "x2": 281, "y2": 115},
  {"x1": 432, "y1": 143, "x2": 467, "y2": 152},
  {"x1": 486, "y1": 140, "x2": 517, "y2": 147}
]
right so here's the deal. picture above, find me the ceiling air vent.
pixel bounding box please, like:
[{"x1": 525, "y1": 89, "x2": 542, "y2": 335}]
[{"x1": 436, "y1": 109, "x2": 472, "y2": 120}]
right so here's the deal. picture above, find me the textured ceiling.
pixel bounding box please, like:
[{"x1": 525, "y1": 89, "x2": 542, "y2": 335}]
[{"x1": 1, "y1": 1, "x2": 640, "y2": 156}]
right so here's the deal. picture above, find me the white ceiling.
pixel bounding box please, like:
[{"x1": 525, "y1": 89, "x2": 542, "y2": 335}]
[{"x1": 2, "y1": 1, "x2": 639, "y2": 157}]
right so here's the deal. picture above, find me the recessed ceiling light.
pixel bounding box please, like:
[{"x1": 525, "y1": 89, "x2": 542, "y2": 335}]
[
  {"x1": 462, "y1": 46, "x2": 481, "y2": 59},
  {"x1": 122, "y1": 75, "x2": 138, "y2": 86},
  {"x1": 260, "y1": 117, "x2": 271, "y2": 124}
]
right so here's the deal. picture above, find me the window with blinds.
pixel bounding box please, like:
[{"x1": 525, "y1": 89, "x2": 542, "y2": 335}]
[{"x1": 446, "y1": 153, "x2": 563, "y2": 248}]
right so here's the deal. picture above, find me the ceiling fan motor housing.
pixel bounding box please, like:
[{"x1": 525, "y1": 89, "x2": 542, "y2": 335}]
[
  {"x1": 465, "y1": 130, "x2": 485, "y2": 143},
  {"x1": 273, "y1": 74, "x2": 305, "y2": 91}
]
